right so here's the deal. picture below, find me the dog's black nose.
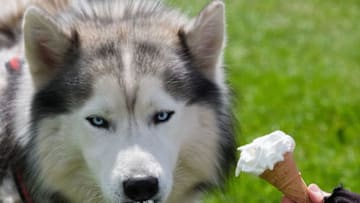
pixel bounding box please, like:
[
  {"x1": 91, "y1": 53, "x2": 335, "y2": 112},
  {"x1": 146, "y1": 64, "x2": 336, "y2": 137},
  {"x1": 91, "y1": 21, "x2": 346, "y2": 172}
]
[{"x1": 123, "y1": 176, "x2": 159, "y2": 201}]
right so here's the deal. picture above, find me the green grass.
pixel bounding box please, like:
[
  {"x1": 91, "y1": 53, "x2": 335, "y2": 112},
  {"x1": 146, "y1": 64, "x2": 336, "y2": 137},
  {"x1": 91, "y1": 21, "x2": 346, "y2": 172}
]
[{"x1": 170, "y1": 0, "x2": 360, "y2": 202}]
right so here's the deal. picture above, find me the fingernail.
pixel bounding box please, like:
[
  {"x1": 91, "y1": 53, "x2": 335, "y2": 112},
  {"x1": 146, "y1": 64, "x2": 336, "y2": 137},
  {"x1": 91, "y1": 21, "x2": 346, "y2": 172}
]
[{"x1": 309, "y1": 184, "x2": 321, "y2": 193}]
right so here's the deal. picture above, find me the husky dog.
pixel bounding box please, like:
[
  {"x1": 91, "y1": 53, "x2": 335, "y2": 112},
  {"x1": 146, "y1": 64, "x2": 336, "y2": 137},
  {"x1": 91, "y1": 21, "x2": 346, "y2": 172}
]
[{"x1": 0, "y1": 0, "x2": 236, "y2": 202}]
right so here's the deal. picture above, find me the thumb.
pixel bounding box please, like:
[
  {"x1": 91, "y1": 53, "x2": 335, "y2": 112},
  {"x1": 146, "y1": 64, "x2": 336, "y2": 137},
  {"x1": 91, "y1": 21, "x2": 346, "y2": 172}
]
[{"x1": 308, "y1": 184, "x2": 330, "y2": 203}]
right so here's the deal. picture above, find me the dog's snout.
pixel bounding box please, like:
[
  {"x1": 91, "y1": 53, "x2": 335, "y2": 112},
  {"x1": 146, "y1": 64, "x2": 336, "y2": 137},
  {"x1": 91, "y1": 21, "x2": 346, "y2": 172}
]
[{"x1": 123, "y1": 176, "x2": 159, "y2": 201}]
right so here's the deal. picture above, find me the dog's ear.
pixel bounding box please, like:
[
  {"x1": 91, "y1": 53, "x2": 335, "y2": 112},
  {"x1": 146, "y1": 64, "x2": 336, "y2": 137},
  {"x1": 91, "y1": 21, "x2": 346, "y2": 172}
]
[
  {"x1": 182, "y1": 0, "x2": 225, "y2": 83},
  {"x1": 23, "y1": 7, "x2": 79, "y2": 88}
]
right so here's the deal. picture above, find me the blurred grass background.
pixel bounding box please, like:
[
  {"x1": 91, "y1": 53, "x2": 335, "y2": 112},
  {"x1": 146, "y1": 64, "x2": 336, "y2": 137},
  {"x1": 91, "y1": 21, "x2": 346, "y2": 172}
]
[{"x1": 171, "y1": 0, "x2": 360, "y2": 202}]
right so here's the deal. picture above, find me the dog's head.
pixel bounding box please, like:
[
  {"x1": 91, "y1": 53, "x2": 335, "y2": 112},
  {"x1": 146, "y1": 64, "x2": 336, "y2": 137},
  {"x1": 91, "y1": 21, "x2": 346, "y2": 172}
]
[{"x1": 23, "y1": 1, "x2": 234, "y2": 202}]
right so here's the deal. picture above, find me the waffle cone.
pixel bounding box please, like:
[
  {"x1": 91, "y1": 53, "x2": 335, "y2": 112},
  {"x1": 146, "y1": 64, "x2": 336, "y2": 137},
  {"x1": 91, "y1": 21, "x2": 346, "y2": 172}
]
[{"x1": 260, "y1": 152, "x2": 311, "y2": 203}]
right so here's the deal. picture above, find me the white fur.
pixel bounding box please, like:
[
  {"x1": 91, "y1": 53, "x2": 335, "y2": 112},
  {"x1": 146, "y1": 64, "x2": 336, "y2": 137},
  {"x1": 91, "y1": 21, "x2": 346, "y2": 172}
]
[
  {"x1": 1, "y1": 1, "x2": 230, "y2": 202},
  {"x1": 30, "y1": 74, "x2": 220, "y2": 202}
]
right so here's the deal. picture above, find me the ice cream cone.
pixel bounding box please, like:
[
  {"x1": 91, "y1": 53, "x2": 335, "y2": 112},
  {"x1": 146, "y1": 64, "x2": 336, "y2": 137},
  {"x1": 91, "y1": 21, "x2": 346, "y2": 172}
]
[{"x1": 260, "y1": 152, "x2": 311, "y2": 203}]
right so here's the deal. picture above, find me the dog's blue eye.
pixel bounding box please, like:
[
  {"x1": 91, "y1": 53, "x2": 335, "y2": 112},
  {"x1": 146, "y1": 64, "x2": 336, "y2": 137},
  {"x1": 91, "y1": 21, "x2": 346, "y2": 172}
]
[
  {"x1": 153, "y1": 111, "x2": 175, "y2": 124},
  {"x1": 86, "y1": 116, "x2": 109, "y2": 129}
]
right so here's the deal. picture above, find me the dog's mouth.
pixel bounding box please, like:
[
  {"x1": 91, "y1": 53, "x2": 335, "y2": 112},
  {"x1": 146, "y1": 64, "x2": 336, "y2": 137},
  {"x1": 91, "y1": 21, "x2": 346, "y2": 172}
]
[
  {"x1": 123, "y1": 200, "x2": 160, "y2": 203},
  {"x1": 136, "y1": 201, "x2": 158, "y2": 203}
]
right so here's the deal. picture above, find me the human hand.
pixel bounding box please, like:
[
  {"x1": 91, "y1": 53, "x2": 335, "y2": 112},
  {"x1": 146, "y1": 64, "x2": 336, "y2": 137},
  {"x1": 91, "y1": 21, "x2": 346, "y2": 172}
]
[{"x1": 281, "y1": 184, "x2": 330, "y2": 203}]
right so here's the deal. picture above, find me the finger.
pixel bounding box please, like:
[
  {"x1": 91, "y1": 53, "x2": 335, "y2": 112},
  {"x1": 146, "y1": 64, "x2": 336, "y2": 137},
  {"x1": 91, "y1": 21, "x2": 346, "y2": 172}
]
[
  {"x1": 308, "y1": 184, "x2": 331, "y2": 203},
  {"x1": 281, "y1": 196, "x2": 294, "y2": 203}
]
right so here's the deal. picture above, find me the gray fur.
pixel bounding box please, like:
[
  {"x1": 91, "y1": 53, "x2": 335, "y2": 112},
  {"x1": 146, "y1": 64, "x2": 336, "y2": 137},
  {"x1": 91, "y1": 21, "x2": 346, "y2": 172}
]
[{"x1": 0, "y1": 0, "x2": 236, "y2": 202}]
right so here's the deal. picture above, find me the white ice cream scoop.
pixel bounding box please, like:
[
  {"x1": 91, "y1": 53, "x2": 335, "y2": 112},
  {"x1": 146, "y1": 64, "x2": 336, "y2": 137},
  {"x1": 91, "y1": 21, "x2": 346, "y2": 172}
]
[{"x1": 235, "y1": 130, "x2": 295, "y2": 176}]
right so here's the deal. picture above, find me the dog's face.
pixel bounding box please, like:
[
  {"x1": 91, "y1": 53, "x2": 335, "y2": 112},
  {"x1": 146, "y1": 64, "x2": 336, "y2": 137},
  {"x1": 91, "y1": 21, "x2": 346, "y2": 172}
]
[
  {"x1": 23, "y1": 1, "x2": 233, "y2": 202},
  {"x1": 73, "y1": 75, "x2": 193, "y2": 202}
]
